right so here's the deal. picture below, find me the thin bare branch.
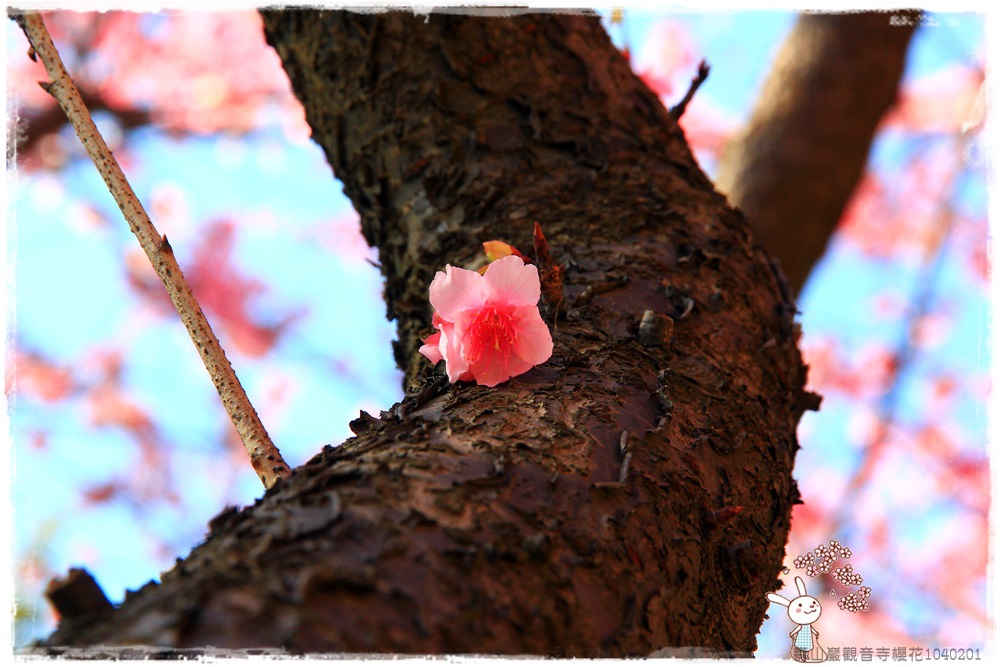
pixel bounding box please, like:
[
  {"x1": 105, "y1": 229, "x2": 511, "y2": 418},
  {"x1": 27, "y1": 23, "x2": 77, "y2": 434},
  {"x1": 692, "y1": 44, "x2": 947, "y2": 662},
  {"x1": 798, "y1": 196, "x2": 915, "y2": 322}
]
[
  {"x1": 670, "y1": 59, "x2": 710, "y2": 120},
  {"x1": 16, "y1": 11, "x2": 290, "y2": 490}
]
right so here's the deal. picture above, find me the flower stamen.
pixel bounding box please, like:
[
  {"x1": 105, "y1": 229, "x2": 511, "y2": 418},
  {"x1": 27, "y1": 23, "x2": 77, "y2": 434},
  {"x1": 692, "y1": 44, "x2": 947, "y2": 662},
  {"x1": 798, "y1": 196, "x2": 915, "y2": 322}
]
[{"x1": 469, "y1": 307, "x2": 515, "y2": 363}]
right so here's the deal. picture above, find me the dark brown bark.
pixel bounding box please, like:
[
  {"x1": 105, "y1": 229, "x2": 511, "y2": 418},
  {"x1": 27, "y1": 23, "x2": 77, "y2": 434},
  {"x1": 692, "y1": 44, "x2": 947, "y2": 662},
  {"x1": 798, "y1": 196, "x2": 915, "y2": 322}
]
[
  {"x1": 716, "y1": 11, "x2": 917, "y2": 294},
  {"x1": 37, "y1": 11, "x2": 814, "y2": 656}
]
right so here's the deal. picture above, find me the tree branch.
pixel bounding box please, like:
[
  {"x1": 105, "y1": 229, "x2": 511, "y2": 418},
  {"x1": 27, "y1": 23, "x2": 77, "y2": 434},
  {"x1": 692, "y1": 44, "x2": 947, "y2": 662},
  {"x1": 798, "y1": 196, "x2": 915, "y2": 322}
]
[
  {"x1": 670, "y1": 59, "x2": 710, "y2": 120},
  {"x1": 716, "y1": 11, "x2": 918, "y2": 294},
  {"x1": 15, "y1": 11, "x2": 289, "y2": 490}
]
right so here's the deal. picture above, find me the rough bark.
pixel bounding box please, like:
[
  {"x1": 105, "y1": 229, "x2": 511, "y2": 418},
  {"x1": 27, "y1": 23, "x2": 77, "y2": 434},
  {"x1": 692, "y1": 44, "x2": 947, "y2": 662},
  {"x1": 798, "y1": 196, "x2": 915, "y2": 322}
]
[
  {"x1": 715, "y1": 11, "x2": 917, "y2": 294},
  {"x1": 38, "y1": 11, "x2": 814, "y2": 656}
]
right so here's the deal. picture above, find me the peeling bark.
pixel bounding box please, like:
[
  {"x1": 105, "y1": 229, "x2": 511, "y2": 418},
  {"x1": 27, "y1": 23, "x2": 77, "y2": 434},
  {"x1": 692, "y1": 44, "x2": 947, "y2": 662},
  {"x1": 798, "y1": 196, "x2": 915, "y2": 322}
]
[
  {"x1": 716, "y1": 11, "x2": 917, "y2": 294},
  {"x1": 38, "y1": 11, "x2": 814, "y2": 656}
]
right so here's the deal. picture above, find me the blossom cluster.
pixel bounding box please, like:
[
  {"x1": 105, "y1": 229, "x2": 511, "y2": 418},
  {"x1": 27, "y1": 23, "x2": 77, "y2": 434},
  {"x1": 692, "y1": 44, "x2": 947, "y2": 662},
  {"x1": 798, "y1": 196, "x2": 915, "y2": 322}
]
[
  {"x1": 792, "y1": 539, "x2": 872, "y2": 614},
  {"x1": 833, "y1": 564, "x2": 863, "y2": 586},
  {"x1": 837, "y1": 586, "x2": 872, "y2": 613},
  {"x1": 794, "y1": 540, "x2": 854, "y2": 578}
]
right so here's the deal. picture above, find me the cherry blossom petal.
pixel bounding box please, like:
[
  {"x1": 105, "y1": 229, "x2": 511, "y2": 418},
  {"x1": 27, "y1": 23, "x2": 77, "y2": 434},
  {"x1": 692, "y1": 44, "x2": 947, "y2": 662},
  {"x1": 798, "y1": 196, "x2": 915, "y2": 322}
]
[
  {"x1": 438, "y1": 321, "x2": 470, "y2": 383},
  {"x1": 418, "y1": 331, "x2": 444, "y2": 364},
  {"x1": 511, "y1": 306, "x2": 554, "y2": 365},
  {"x1": 471, "y1": 347, "x2": 533, "y2": 387},
  {"x1": 482, "y1": 255, "x2": 541, "y2": 307},
  {"x1": 429, "y1": 264, "x2": 488, "y2": 320}
]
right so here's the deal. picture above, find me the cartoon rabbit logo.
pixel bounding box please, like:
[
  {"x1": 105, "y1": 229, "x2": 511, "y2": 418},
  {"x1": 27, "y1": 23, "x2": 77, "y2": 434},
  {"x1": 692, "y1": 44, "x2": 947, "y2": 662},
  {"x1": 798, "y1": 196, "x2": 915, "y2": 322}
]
[{"x1": 767, "y1": 576, "x2": 828, "y2": 662}]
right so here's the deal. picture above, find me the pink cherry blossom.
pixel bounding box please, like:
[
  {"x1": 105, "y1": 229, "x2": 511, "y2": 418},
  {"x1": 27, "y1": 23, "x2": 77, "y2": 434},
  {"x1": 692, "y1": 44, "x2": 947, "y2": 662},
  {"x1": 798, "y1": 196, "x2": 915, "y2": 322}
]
[{"x1": 419, "y1": 255, "x2": 553, "y2": 387}]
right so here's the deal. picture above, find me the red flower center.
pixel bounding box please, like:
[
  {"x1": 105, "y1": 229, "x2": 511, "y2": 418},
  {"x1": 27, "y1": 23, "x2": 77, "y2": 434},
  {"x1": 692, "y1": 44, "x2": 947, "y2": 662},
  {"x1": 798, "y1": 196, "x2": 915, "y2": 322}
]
[{"x1": 467, "y1": 305, "x2": 516, "y2": 365}]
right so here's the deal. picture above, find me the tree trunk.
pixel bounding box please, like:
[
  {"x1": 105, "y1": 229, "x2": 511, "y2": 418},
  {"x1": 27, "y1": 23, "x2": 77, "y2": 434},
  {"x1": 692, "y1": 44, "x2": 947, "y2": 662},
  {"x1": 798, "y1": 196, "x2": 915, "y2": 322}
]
[
  {"x1": 716, "y1": 11, "x2": 917, "y2": 294},
  {"x1": 39, "y1": 10, "x2": 814, "y2": 656}
]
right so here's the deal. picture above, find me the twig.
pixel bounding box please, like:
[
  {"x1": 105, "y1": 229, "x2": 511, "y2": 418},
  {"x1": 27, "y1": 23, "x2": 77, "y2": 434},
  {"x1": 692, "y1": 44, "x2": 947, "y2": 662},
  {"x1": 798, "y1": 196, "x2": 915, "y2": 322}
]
[
  {"x1": 16, "y1": 12, "x2": 290, "y2": 490},
  {"x1": 670, "y1": 59, "x2": 710, "y2": 120},
  {"x1": 532, "y1": 221, "x2": 563, "y2": 320},
  {"x1": 14, "y1": 84, "x2": 154, "y2": 159}
]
